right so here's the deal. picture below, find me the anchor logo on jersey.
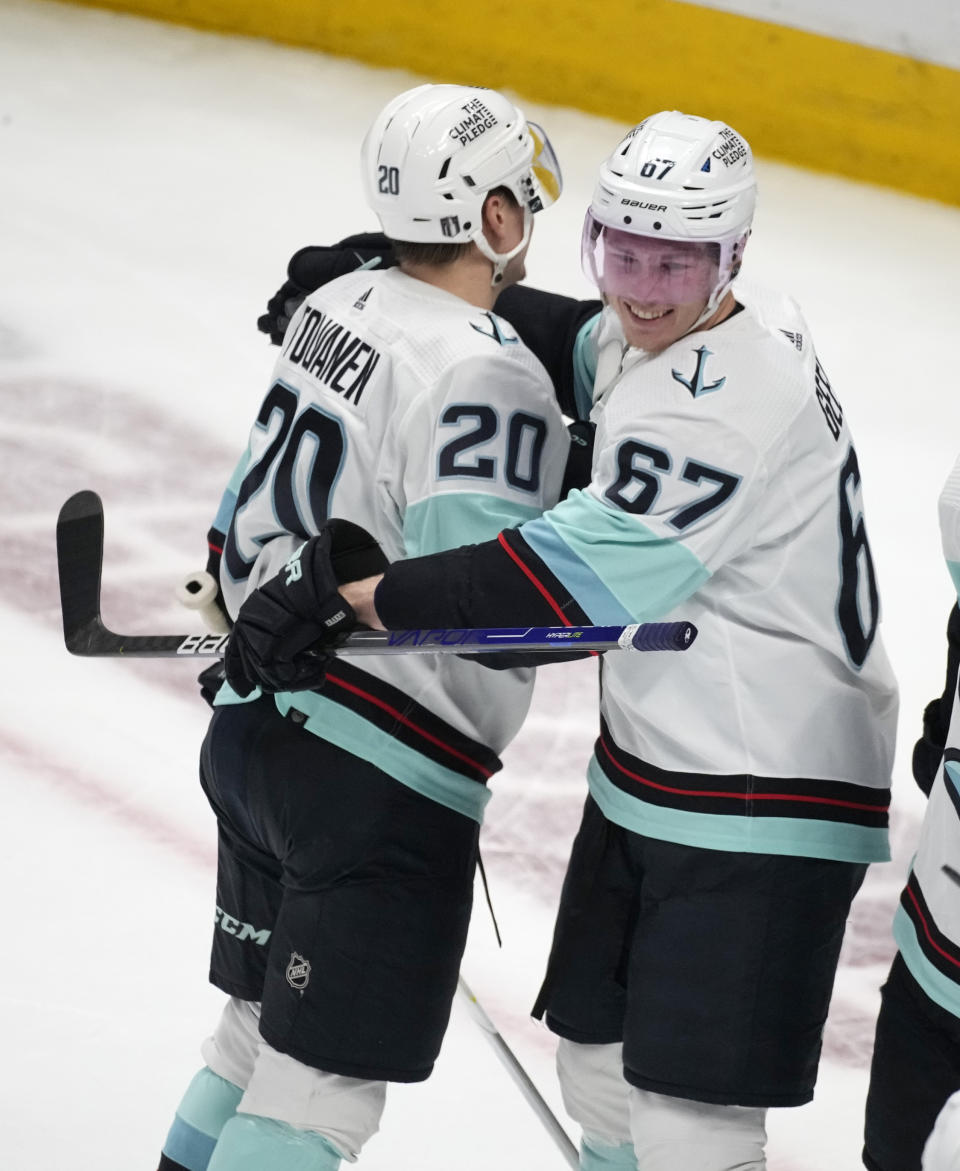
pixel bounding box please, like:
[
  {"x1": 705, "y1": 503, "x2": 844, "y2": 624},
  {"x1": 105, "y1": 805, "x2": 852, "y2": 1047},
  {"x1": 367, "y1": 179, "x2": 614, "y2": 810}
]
[
  {"x1": 470, "y1": 311, "x2": 519, "y2": 346},
  {"x1": 671, "y1": 345, "x2": 726, "y2": 398}
]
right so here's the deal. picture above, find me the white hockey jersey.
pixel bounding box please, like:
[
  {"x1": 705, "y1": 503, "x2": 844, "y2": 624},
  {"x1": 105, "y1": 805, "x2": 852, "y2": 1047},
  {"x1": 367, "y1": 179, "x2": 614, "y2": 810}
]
[
  {"x1": 894, "y1": 456, "x2": 960, "y2": 1013},
  {"x1": 216, "y1": 267, "x2": 569, "y2": 822},
  {"x1": 514, "y1": 292, "x2": 898, "y2": 861}
]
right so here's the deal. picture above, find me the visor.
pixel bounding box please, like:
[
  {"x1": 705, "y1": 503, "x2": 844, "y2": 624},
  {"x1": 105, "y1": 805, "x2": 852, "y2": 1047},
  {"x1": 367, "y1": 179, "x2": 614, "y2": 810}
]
[
  {"x1": 581, "y1": 211, "x2": 721, "y2": 304},
  {"x1": 523, "y1": 122, "x2": 562, "y2": 212}
]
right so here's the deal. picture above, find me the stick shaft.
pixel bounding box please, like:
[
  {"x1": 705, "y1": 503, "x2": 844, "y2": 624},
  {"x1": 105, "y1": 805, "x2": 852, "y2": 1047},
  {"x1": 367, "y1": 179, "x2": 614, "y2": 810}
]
[
  {"x1": 457, "y1": 978, "x2": 579, "y2": 1169},
  {"x1": 57, "y1": 490, "x2": 697, "y2": 659}
]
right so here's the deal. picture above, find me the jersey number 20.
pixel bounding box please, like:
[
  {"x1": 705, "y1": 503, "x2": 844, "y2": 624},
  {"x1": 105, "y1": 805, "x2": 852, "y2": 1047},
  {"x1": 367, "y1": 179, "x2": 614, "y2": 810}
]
[{"x1": 224, "y1": 382, "x2": 346, "y2": 583}]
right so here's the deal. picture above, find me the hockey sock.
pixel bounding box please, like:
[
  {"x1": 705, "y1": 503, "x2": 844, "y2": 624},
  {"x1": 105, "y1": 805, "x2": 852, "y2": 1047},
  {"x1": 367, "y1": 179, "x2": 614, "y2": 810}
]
[
  {"x1": 160, "y1": 1067, "x2": 244, "y2": 1171},
  {"x1": 206, "y1": 1114, "x2": 342, "y2": 1170},
  {"x1": 581, "y1": 1136, "x2": 639, "y2": 1171}
]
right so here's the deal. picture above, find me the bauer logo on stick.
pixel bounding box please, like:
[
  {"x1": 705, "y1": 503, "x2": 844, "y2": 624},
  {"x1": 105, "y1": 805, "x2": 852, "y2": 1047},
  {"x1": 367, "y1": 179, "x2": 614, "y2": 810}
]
[{"x1": 177, "y1": 633, "x2": 230, "y2": 655}]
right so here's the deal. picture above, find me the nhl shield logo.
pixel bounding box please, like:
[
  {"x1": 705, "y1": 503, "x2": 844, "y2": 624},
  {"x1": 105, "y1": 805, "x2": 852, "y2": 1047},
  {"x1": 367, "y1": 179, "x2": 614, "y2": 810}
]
[{"x1": 286, "y1": 952, "x2": 311, "y2": 991}]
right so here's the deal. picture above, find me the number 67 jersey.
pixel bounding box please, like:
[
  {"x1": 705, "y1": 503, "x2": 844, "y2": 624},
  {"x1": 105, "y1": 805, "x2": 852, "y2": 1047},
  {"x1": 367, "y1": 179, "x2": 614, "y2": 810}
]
[
  {"x1": 217, "y1": 267, "x2": 569, "y2": 824},
  {"x1": 512, "y1": 291, "x2": 899, "y2": 863}
]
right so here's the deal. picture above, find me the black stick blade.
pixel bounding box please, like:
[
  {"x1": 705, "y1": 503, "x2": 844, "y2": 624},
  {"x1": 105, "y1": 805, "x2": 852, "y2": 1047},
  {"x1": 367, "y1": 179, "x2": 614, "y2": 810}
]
[{"x1": 56, "y1": 490, "x2": 109, "y2": 655}]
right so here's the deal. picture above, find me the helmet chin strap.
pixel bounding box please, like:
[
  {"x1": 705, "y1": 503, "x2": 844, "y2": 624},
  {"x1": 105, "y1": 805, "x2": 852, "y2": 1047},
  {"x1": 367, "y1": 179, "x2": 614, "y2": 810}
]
[
  {"x1": 474, "y1": 207, "x2": 534, "y2": 287},
  {"x1": 691, "y1": 279, "x2": 733, "y2": 332},
  {"x1": 688, "y1": 231, "x2": 749, "y2": 333}
]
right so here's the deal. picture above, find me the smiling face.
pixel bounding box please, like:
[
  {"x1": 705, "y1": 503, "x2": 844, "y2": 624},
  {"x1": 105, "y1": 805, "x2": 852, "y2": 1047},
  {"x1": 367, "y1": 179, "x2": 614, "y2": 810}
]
[{"x1": 594, "y1": 230, "x2": 721, "y2": 353}]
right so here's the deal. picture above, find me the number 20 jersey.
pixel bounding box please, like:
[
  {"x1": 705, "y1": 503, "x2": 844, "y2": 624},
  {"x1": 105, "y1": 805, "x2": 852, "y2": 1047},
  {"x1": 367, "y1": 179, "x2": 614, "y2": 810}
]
[
  {"x1": 515, "y1": 292, "x2": 899, "y2": 862},
  {"x1": 217, "y1": 268, "x2": 569, "y2": 823}
]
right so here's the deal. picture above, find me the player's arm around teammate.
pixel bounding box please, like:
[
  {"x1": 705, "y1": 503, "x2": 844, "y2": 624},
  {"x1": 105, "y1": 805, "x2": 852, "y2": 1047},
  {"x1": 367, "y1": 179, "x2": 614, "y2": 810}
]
[{"x1": 230, "y1": 112, "x2": 898, "y2": 1171}]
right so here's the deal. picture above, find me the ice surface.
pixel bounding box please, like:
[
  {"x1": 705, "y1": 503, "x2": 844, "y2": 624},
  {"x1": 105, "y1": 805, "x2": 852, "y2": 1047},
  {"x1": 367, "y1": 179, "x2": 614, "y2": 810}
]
[{"x1": 2, "y1": 2, "x2": 959, "y2": 1166}]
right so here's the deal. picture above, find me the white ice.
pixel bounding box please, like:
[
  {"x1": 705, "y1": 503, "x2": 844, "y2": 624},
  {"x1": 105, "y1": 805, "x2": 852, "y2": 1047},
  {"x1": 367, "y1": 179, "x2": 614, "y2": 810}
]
[{"x1": 2, "y1": 2, "x2": 959, "y2": 1167}]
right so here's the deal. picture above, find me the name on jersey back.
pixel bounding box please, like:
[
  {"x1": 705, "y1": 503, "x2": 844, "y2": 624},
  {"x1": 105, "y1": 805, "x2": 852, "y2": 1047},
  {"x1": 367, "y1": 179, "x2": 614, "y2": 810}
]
[{"x1": 283, "y1": 306, "x2": 382, "y2": 405}]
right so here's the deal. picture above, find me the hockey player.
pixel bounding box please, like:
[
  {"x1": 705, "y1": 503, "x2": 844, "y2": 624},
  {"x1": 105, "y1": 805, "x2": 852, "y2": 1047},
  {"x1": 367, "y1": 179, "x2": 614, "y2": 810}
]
[
  {"x1": 157, "y1": 83, "x2": 568, "y2": 1171},
  {"x1": 863, "y1": 465, "x2": 960, "y2": 1171},
  {"x1": 227, "y1": 112, "x2": 900, "y2": 1171}
]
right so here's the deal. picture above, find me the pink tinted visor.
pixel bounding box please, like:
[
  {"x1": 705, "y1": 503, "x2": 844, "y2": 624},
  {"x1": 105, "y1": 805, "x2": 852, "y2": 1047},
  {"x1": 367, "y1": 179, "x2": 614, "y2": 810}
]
[{"x1": 581, "y1": 212, "x2": 722, "y2": 304}]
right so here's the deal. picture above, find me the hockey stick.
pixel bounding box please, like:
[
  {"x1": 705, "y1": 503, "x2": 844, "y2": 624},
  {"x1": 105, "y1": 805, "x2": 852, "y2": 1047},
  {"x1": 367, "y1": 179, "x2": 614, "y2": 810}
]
[
  {"x1": 456, "y1": 977, "x2": 579, "y2": 1169},
  {"x1": 57, "y1": 490, "x2": 697, "y2": 659}
]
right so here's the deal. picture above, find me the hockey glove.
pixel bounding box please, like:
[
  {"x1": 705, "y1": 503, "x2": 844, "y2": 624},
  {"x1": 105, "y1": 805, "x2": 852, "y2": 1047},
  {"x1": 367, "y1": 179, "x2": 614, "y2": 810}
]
[
  {"x1": 224, "y1": 521, "x2": 388, "y2": 696},
  {"x1": 197, "y1": 661, "x2": 226, "y2": 709},
  {"x1": 560, "y1": 419, "x2": 596, "y2": 497},
  {"x1": 257, "y1": 234, "x2": 396, "y2": 345}
]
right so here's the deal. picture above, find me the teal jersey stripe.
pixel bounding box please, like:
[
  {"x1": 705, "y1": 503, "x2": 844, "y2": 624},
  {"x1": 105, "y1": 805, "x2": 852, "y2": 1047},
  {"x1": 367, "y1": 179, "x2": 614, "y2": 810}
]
[
  {"x1": 947, "y1": 760, "x2": 960, "y2": 794},
  {"x1": 572, "y1": 312, "x2": 601, "y2": 421},
  {"x1": 217, "y1": 683, "x2": 490, "y2": 821},
  {"x1": 948, "y1": 558, "x2": 960, "y2": 601},
  {"x1": 894, "y1": 903, "x2": 960, "y2": 1018},
  {"x1": 272, "y1": 692, "x2": 491, "y2": 822},
  {"x1": 215, "y1": 666, "x2": 493, "y2": 821},
  {"x1": 404, "y1": 491, "x2": 542, "y2": 558},
  {"x1": 520, "y1": 510, "x2": 633, "y2": 624},
  {"x1": 520, "y1": 490, "x2": 710, "y2": 624},
  {"x1": 215, "y1": 680, "x2": 263, "y2": 706},
  {"x1": 212, "y1": 449, "x2": 250, "y2": 533},
  {"x1": 587, "y1": 755, "x2": 891, "y2": 863}
]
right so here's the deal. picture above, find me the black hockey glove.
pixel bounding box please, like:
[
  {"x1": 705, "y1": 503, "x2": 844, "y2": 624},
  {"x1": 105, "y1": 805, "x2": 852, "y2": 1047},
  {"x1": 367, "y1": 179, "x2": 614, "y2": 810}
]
[
  {"x1": 912, "y1": 603, "x2": 960, "y2": 796},
  {"x1": 560, "y1": 419, "x2": 596, "y2": 497},
  {"x1": 257, "y1": 233, "x2": 396, "y2": 345},
  {"x1": 224, "y1": 520, "x2": 388, "y2": 696},
  {"x1": 197, "y1": 661, "x2": 226, "y2": 709}
]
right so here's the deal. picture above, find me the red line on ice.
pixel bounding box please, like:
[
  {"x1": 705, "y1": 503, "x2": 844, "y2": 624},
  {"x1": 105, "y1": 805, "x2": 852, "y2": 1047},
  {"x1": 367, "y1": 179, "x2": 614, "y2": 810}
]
[{"x1": 0, "y1": 728, "x2": 214, "y2": 870}]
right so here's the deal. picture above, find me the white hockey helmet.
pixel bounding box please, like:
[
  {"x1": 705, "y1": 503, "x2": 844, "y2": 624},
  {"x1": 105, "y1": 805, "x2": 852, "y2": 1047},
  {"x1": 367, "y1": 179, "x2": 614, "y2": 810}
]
[
  {"x1": 583, "y1": 111, "x2": 756, "y2": 317},
  {"x1": 361, "y1": 83, "x2": 562, "y2": 283}
]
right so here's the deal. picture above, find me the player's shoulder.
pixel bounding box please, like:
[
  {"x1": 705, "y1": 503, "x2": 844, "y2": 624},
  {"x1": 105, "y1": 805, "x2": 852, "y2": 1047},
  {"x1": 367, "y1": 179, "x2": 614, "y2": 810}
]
[
  {"x1": 733, "y1": 280, "x2": 810, "y2": 343},
  {"x1": 604, "y1": 286, "x2": 820, "y2": 461},
  {"x1": 328, "y1": 270, "x2": 542, "y2": 367},
  {"x1": 696, "y1": 286, "x2": 817, "y2": 432},
  {"x1": 373, "y1": 273, "x2": 555, "y2": 399},
  {"x1": 718, "y1": 282, "x2": 813, "y2": 368}
]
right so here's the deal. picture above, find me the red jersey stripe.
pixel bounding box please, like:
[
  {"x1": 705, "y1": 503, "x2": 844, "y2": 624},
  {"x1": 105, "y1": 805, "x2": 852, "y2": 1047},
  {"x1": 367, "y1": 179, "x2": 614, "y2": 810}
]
[
  {"x1": 497, "y1": 532, "x2": 571, "y2": 627},
  {"x1": 599, "y1": 733, "x2": 889, "y2": 815},
  {"x1": 324, "y1": 673, "x2": 494, "y2": 779}
]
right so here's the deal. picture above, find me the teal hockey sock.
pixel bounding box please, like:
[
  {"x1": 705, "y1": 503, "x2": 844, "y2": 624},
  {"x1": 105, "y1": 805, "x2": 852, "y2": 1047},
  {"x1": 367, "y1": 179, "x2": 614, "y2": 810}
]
[
  {"x1": 160, "y1": 1067, "x2": 244, "y2": 1171},
  {"x1": 206, "y1": 1114, "x2": 343, "y2": 1170},
  {"x1": 581, "y1": 1136, "x2": 639, "y2": 1171}
]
